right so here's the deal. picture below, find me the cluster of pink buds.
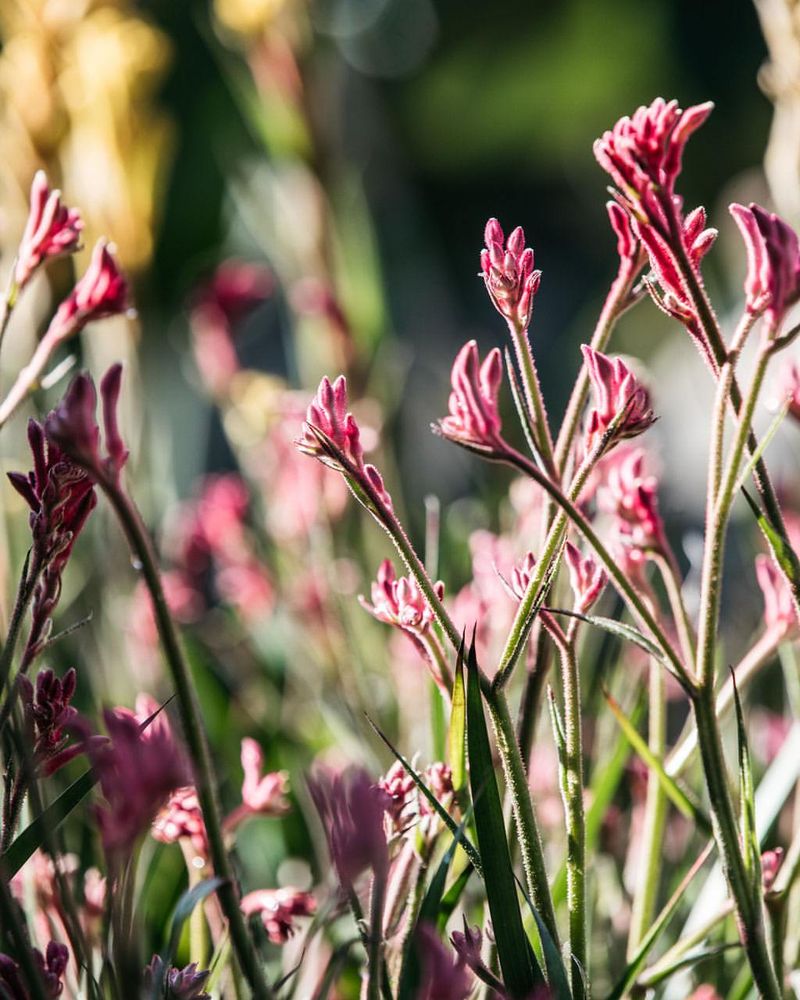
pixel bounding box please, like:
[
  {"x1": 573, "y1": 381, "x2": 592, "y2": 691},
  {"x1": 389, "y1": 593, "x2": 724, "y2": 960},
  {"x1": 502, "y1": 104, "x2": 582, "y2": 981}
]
[
  {"x1": 480, "y1": 219, "x2": 541, "y2": 331},
  {"x1": 240, "y1": 887, "x2": 317, "y2": 944},
  {"x1": 19, "y1": 668, "x2": 93, "y2": 777},
  {"x1": 152, "y1": 786, "x2": 208, "y2": 859},
  {"x1": 416, "y1": 923, "x2": 472, "y2": 1000},
  {"x1": 564, "y1": 541, "x2": 607, "y2": 613},
  {"x1": 730, "y1": 202, "x2": 800, "y2": 332},
  {"x1": 755, "y1": 554, "x2": 798, "y2": 641},
  {"x1": 0, "y1": 941, "x2": 68, "y2": 999},
  {"x1": 44, "y1": 364, "x2": 128, "y2": 488},
  {"x1": 46, "y1": 239, "x2": 130, "y2": 345},
  {"x1": 297, "y1": 375, "x2": 393, "y2": 511},
  {"x1": 377, "y1": 760, "x2": 453, "y2": 839},
  {"x1": 144, "y1": 955, "x2": 210, "y2": 999},
  {"x1": 436, "y1": 340, "x2": 507, "y2": 455},
  {"x1": 360, "y1": 560, "x2": 443, "y2": 637},
  {"x1": 14, "y1": 172, "x2": 83, "y2": 290},
  {"x1": 77, "y1": 704, "x2": 189, "y2": 860},
  {"x1": 582, "y1": 346, "x2": 655, "y2": 454},
  {"x1": 597, "y1": 448, "x2": 668, "y2": 559},
  {"x1": 308, "y1": 765, "x2": 391, "y2": 885},
  {"x1": 594, "y1": 98, "x2": 713, "y2": 233}
]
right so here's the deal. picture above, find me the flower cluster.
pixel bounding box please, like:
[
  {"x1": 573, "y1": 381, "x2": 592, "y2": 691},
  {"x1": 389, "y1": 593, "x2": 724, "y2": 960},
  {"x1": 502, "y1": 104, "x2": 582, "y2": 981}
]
[
  {"x1": 480, "y1": 219, "x2": 541, "y2": 330},
  {"x1": 14, "y1": 171, "x2": 83, "y2": 289},
  {"x1": 19, "y1": 668, "x2": 89, "y2": 777},
  {"x1": 46, "y1": 240, "x2": 130, "y2": 344},
  {"x1": 0, "y1": 941, "x2": 68, "y2": 999},
  {"x1": 730, "y1": 202, "x2": 800, "y2": 331},
  {"x1": 436, "y1": 340, "x2": 507, "y2": 454},
  {"x1": 582, "y1": 346, "x2": 655, "y2": 454},
  {"x1": 144, "y1": 955, "x2": 211, "y2": 1000},
  {"x1": 597, "y1": 447, "x2": 668, "y2": 560}
]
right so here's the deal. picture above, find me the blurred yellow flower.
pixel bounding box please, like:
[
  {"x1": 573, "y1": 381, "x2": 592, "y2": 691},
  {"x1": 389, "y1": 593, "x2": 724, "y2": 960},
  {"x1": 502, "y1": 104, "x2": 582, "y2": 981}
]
[{"x1": 214, "y1": 0, "x2": 287, "y2": 39}]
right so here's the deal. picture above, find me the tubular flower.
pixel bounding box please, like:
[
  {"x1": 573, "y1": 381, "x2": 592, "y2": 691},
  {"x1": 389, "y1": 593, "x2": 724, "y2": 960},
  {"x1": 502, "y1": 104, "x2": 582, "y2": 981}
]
[
  {"x1": 15, "y1": 171, "x2": 83, "y2": 289},
  {"x1": 297, "y1": 375, "x2": 393, "y2": 510},
  {"x1": 378, "y1": 760, "x2": 417, "y2": 832},
  {"x1": 152, "y1": 786, "x2": 208, "y2": 859},
  {"x1": 308, "y1": 765, "x2": 391, "y2": 885},
  {"x1": 240, "y1": 887, "x2": 316, "y2": 944},
  {"x1": 480, "y1": 218, "x2": 541, "y2": 330},
  {"x1": 416, "y1": 924, "x2": 473, "y2": 1000},
  {"x1": 564, "y1": 541, "x2": 607, "y2": 613},
  {"x1": 755, "y1": 554, "x2": 798, "y2": 640},
  {"x1": 597, "y1": 447, "x2": 668, "y2": 555},
  {"x1": 44, "y1": 365, "x2": 128, "y2": 487},
  {"x1": 46, "y1": 239, "x2": 130, "y2": 344},
  {"x1": 436, "y1": 340, "x2": 506, "y2": 453},
  {"x1": 359, "y1": 559, "x2": 444, "y2": 636},
  {"x1": 582, "y1": 346, "x2": 655, "y2": 454},
  {"x1": 19, "y1": 668, "x2": 92, "y2": 776},
  {"x1": 239, "y1": 738, "x2": 290, "y2": 816},
  {"x1": 0, "y1": 942, "x2": 69, "y2": 999},
  {"x1": 594, "y1": 98, "x2": 713, "y2": 231},
  {"x1": 78, "y1": 706, "x2": 190, "y2": 861},
  {"x1": 607, "y1": 200, "x2": 641, "y2": 268},
  {"x1": 144, "y1": 955, "x2": 211, "y2": 1000},
  {"x1": 730, "y1": 203, "x2": 800, "y2": 331}
]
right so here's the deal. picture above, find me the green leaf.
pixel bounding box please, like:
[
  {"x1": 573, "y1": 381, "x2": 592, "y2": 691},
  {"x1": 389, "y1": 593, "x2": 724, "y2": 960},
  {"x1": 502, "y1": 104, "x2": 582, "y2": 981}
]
[
  {"x1": 448, "y1": 639, "x2": 467, "y2": 795},
  {"x1": 603, "y1": 688, "x2": 712, "y2": 835},
  {"x1": 548, "y1": 608, "x2": 669, "y2": 667},
  {"x1": 365, "y1": 715, "x2": 483, "y2": 875},
  {"x1": 742, "y1": 488, "x2": 800, "y2": 589},
  {"x1": 731, "y1": 669, "x2": 760, "y2": 893},
  {"x1": 517, "y1": 881, "x2": 572, "y2": 1000},
  {"x1": 465, "y1": 640, "x2": 540, "y2": 998}
]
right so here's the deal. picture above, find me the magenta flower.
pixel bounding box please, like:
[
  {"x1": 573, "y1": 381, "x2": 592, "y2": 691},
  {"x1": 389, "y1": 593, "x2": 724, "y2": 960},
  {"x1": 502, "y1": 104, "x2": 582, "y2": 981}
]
[
  {"x1": 298, "y1": 375, "x2": 393, "y2": 510},
  {"x1": 416, "y1": 924, "x2": 472, "y2": 1000},
  {"x1": 508, "y1": 551, "x2": 540, "y2": 602},
  {"x1": 0, "y1": 941, "x2": 68, "y2": 999},
  {"x1": 436, "y1": 340, "x2": 506, "y2": 454},
  {"x1": 144, "y1": 955, "x2": 211, "y2": 999},
  {"x1": 755, "y1": 554, "x2": 797, "y2": 640},
  {"x1": 308, "y1": 765, "x2": 390, "y2": 885},
  {"x1": 239, "y1": 738, "x2": 290, "y2": 816},
  {"x1": 18, "y1": 668, "x2": 92, "y2": 777},
  {"x1": 480, "y1": 218, "x2": 541, "y2": 330},
  {"x1": 152, "y1": 786, "x2": 208, "y2": 859},
  {"x1": 79, "y1": 705, "x2": 190, "y2": 860},
  {"x1": 15, "y1": 171, "x2": 83, "y2": 289},
  {"x1": 193, "y1": 259, "x2": 273, "y2": 325},
  {"x1": 597, "y1": 447, "x2": 667, "y2": 556},
  {"x1": 360, "y1": 559, "x2": 444, "y2": 636},
  {"x1": 594, "y1": 98, "x2": 713, "y2": 231},
  {"x1": 47, "y1": 239, "x2": 129, "y2": 343},
  {"x1": 564, "y1": 541, "x2": 607, "y2": 613},
  {"x1": 44, "y1": 364, "x2": 128, "y2": 487},
  {"x1": 582, "y1": 346, "x2": 655, "y2": 453},
  {"x1": 378, "y1": 760, "x2": 416, "y2": 831},
  {"x1": 240, "y1": 887, "x2": 316, "y2": 944},
  {"x1": 761, "y1": 848, "x2": 785, "y2": 891},
  {"x1": 730, "y1": 202, "x2": 800, "y2": 331}
]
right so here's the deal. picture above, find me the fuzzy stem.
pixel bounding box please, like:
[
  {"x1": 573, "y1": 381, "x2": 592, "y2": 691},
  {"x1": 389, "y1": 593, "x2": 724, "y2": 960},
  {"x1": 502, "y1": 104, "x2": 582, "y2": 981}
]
[
  {"x1": 0, "y1": 863, "x2": 49, "y2": 999},
  {"x1": 652, "y1": 550, "x2": 696, "y2": 667},
  {"x1": 0, "y1": 333, "x2": 60, "y2": 430},
  {"x1": 100, "y1": 483, "x2": 271, "y2": 999},
  {"x1": 0, "y1": 274, "x2": 19, "y2": 355},
  {"x1": 0, "y1": 551, "x2": 40, "y2": 701},
  {"x1": 508, "y1": 319, "x2": 557, "y2": 477},
  {"x1": 366, "y1": 873, "x2": 386, "y2": 1000}
]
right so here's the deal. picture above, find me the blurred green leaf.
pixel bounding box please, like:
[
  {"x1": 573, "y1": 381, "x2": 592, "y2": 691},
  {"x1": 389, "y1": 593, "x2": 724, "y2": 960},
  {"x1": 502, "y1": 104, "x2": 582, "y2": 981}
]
[{"x1": 731, "y1": 671, "x2": 760, "y2": 894}]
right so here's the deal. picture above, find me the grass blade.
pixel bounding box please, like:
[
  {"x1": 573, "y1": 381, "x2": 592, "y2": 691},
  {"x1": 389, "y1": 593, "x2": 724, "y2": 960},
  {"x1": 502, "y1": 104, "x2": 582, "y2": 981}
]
[{"x1": 731, "y1": 669, "x2": 760, "y2": 893}]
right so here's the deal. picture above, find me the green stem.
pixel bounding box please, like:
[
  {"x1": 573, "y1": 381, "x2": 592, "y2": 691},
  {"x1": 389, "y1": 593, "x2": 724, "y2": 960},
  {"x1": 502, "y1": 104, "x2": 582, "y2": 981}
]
[
  {"x1": 366, "y1": 873, "x2": 386, "y2": 1000},
  {"x1": 101, "y1": 484, "x2": 271, "y2": 999},
  {"x1": 0, "y1": 551, "x2": 40, "y2": 702},
  {"x1": 627, "y1": 657, "x2": 667, "y2": 957},
  {"x1": 653, "y1": 551, "x2": 696, "y2": 667},
  {"x1": 692, "y1": 691, "x2": 781, "y2": 999},
  {"x1": 508, "y1": 319, "x2": 557, "y2": 477}
]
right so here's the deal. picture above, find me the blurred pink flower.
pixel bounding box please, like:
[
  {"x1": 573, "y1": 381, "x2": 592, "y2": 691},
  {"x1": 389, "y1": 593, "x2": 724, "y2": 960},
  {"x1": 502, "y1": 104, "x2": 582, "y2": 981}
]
[
  {"x1": 480, "y1": 218, "x2": 541, "y2": 330},
  {"x1": 144, "y1": 955, "x2": 211, "y2": 999},
  {"x1": 215, "y1": 559, "x2": 274, "y2": 625},
  {"x1": 761, "y1": 848, "x2": 784, "y2": 890},
  {"x1": 564, "y1": 541, "x2": 607, "y2": 613},
  {"x1": 730, "y1": 202, "x2": 800, "y2": 330},
  {"x1": 15, "y1": 171, "x2": 83, "y2": 288},
  {"x1": 0, "y1": 941, "x2": 68, "y2": 999},
  {"x1": 378, "y1": 761, "x2": 416, "y2": 832},
  {"x1": 240, "y1": 887, "x2": 316, "y2": 944},
  {"x1": 308, "y1": 765, "x2": 390, "y2": 885},
  {"x1": 360, "y1": 559, "x2": 443, "y2": 636},
  {"x1": 152, "y1": 786, "x2": 208, "y2": 858},
  {"x1": 755, "y1": 554, "x2": 797, "y2": 640},
  {"x1": 597, "y1": 447, "x2": 667, "y2": 557},
  {"x1": 221, "y1": 738, "x2": 290, "y2": 834},
  {"x1": 775, "y1": 359, "x2": 800, "y2": 422},
  {"x1": 415, "y1": 924, "x2": 472, "y2": 1000},
  {"x1": 436, "y1": 340, "x2": 506, "y2": 454},
  {"x1": 582, "y1": 346, "x2": 655, "y2": 454},
  {"x1": 195, "y1": 260, "x2": 272, "y2": 325},
  {"x1": 47, "y1": 239, "x2": 129, "y2": 343},
  {"x1": 128, "y1": 572, "x2": 205, "y2": 650}
]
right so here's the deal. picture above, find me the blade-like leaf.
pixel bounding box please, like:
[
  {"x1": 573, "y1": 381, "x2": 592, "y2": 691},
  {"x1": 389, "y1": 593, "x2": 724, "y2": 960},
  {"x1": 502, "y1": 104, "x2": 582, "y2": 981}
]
[
  {"x1": 742, "y1": 488, "x2": 800, "y2": 589},
  {"x1": 731, "y1": 669, "x2": 760, "y2": 893},
  {"x1": 548, "y1": 608, "x2": 670, "y2": 669},
  {"x1": 516, "y1": 873, "x2": 572, "y2": 1000},
  {"x1": 465, "y1": 640, "x2": 539, "y2": 997},
  {"x1": 732, "y1": 402, "x2": 788, "y2": 498},
  {"x1": 603, "y1": 689, "x2": 712, "y2": 835},
  {"x1": 448, "y1": 640, "x2": 467, "y2": 795}
]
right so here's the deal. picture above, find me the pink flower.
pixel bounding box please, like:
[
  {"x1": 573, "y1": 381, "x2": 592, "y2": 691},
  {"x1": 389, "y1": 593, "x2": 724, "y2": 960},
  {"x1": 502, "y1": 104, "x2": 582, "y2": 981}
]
[
  {"x1": 15, "y1": 171, "x2": 83, "y2": 288},
  {"x1": 730, "y1": 202, "x2": 800, "y2": 330},
  {"x1": 0, "y1": 942, "x2": 68, "y2": 999},
  {"x1": 582, "y1": 346, "x2": 655, "y2": 453},
  {"x1": 47, "y1": 239, "x2": 130, "y2": 343},
  {"x1": 436, "y1": 340, "x2": 506, "y2": 453},
  {"x1": 594, "y1": 98, "x2": 713, "y2": 231},
  {"x1": 564, "y1": 541, "x2": 607, "y2": 613},
  {"x1": 508, "y1": 551, "x2": 540, "y2": 602},
  {"x1": 378, "y1": 761, "x2": 416, "y2": 831},
  {"x1": 775, "y1": 359, "x2": 800, "y2": 421},
  {"x1": 308, "y1": 765, "x2": 390, "y2": 885},
  {"x1": 416, "y1": 924, "x2": 472, "y2": 1000},
  {"x1": 240, "y1": 887, "x2": 316, "y2": 944},
  {"x1": 239, "y1": 738, "x2": 290, "y2": 816},
  {"x1": 152, "y1": 786, "x2": 208, "y2": 858},
  {"x1": 298, "y1": 375, "x2": 393, "y2": 510},
  {"x1": 597, "y1": 447, "x2": 667, "y2": 555},
  {"x1": 79, "y1": 705, "x2": 190, "y2": 860},
  {"x1": 755, "y1": 554, "x2": 797, "y2": 639},
  {"x1": 215, "y1": 560, "x2": 274, "y2": 624},
  {"x1": 360, "y1": 559, "x2": 443, "y2": 636},
  {"x1": 19, "y1": 668, "x2": 87, "y2": 776},
  {"x1": 480, "y1": 218, "x2": 541, "y2": 330},
  {"x1": 44, "y1": 364, "x2": 128, "y2": 487},
  {"x1": 761, "y1": 848, "x2": 784, "y2": 891},
  {"x1": 144, "y1": 956, "x2": 210, "y2": 999}
]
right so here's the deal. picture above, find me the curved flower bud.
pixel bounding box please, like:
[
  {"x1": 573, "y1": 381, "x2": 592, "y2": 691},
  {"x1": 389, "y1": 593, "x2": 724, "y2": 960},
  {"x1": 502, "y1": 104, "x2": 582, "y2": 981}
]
[
  {"x1": 0, "y1": 941, "x2": 69, "y2": 1000},
  {"x1": 761, "y1": 847, "x2": 784, "y2": 891},
  {"x1": 480, "y1": 218, "x2": 541, "y2": 330},
  {"x1": 359, "y1": 559, "x2": 444, "y2": 636},
  {"x1": 47, "y1": 240, "x2": 130, "y2": 343},
  {"x1": 755, "y1": 554, "x2": 797, "y2": 640},
  {"x1": 378, "y1": 760, "x2": 417, "y2": 831},
  {"x1": 15, "y1": 171, "x2": 83, "y2": 289},
  {"x1": 240, "y1": 887, "x2": 316, "y2": 944},
  {"x1": 730, "y1": 202, "x2": 800, "y2": 330},
  {"x1": 594, "y1": 98, "x2": 713, "y2": 229},
  {"x1": 436, "y1": 340, "x2": 505, "y2": 453},
  {"x1": 508, "y1": 551, "x2": 539, "y2": 602},
  {"x1": 416, "y1": 924, "x2": 472, "y2": 1000},
  {"x1": 564, "y1": 541, "x2": 607, "y2": 613},
  {"x1": 582, "y1": 346, "x2": 655, "y2": 453},
  {"x1": 607, "y1": 200, "x2": 640, "y2": 266}
]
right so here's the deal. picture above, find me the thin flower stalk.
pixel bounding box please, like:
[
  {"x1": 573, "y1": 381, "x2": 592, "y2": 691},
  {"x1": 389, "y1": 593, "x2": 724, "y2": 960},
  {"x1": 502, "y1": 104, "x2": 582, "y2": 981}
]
[{"x1": 652, "y1": 550, "x2": 696, "y2": 667}]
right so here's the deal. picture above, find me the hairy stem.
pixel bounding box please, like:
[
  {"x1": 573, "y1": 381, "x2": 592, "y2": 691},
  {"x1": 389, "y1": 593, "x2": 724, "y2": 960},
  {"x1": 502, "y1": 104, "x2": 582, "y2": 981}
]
[{"x1": 508, "y1": 319, "x2": 557, "y2": 477}]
